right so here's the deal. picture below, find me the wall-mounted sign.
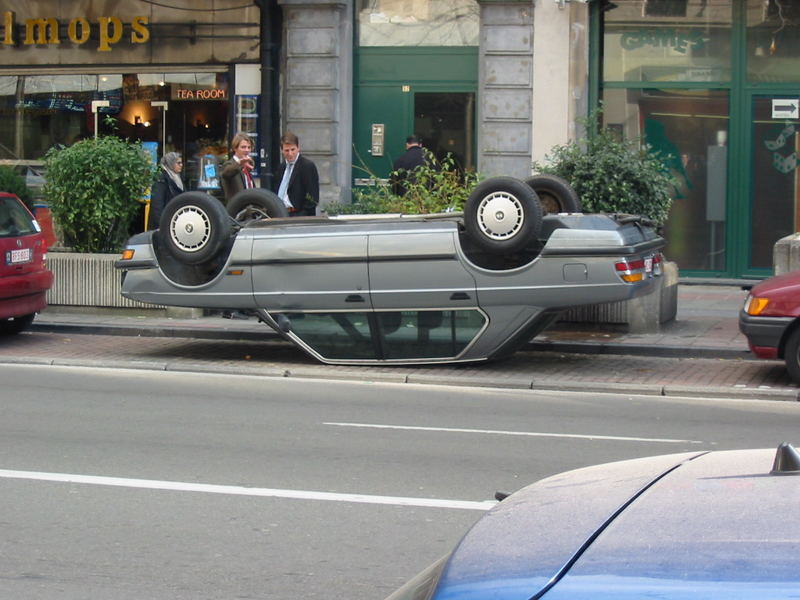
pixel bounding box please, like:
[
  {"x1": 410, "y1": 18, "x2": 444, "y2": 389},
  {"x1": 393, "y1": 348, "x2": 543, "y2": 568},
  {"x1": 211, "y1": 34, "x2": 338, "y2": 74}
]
[
  {"x1": 1, "y1": 11, "x2": 149, "y2": 52},
  {"x1": 772, "y1": 99, "x2": 800, "y2": 120},
  {"x1": 619, "y1": 28, "x2": 708, "y2": 54},
  {"x1": 170, "y1": 85, "x2": 228, "y2": 101}
]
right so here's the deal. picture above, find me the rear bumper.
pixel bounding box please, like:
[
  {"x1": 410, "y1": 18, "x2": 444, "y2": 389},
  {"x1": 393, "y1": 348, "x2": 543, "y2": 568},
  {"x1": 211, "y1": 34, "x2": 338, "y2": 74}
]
[
  {"x1": 0, "y1": 269, "x2": 54, "y2": 319},
  {"x1": 739, "y1": 311, "x2": 794, "y2": 359}
]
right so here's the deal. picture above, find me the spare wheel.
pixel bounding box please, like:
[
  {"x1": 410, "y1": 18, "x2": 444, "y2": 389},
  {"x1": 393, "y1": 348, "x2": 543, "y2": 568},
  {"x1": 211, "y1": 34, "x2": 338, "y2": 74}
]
[
  {"x1": 524, "y1": 173, "x2": 582, "y2": 214},
  {"x1": 227, "y1": 188, "x2": 289, "y2": 224},
  {"x1": 464, "y1": 176, "x2": 542, "y2": 254},
  {"x1": 159, "y1": 191, "x2": 232, "y2": 264}
]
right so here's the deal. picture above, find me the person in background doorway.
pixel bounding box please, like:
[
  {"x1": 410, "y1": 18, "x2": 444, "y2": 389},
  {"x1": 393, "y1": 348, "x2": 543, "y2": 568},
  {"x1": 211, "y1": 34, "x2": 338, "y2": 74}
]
[
  {"x1": 274, "y1": 131, "x2": 319, "y2": 216},
  {"x1": 221, "y1": 132, "x2": 256, "y2": 203},
  {"x1": 391, "y1": 135, "x2": 426, "y2": 196},
  {"x1": 148, "y1": 152, "x2": 183, "y2": 230}
]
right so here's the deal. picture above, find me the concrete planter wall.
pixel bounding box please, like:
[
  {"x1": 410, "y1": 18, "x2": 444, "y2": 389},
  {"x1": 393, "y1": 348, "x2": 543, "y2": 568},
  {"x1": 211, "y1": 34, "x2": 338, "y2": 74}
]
[
  {"x1": 558, "y1": 260, "x2": 679, "y2": 333},
  {"x1": 773, "y1": 233, "x2": 800, "y2": 275},
  {"x1": 46, "y1": 252, "x2": 161, "y2": 309}
]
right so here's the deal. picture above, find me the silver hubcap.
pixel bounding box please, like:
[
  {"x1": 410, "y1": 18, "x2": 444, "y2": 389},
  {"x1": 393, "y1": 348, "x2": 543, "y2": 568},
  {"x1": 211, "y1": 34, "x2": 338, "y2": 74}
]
[
  {"x1": 477, "y1": 192, "x2": 524, "y2": 240},
  {"x1": 170, "y1": 205, "x2": 211, "y2": 251}
]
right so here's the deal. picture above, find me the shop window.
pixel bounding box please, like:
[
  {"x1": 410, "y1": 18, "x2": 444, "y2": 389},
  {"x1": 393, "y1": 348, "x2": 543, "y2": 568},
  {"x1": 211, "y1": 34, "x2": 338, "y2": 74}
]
[
  {"x1": 0, "y1": 71, "x2": 230, "y2": 199},
  {"x1": 746, "y1": 0, "x2": 800, "y2": 82},
  {"x1": 357, "y1": 0, "x2": 479, "y2": 46},
  {"x1": 644, "y1": 0, "x2": 687, "y2": 17},
  {"x1": 602, "y1": 88, "x2": 729, "y2": 271},
  {"x1": 602, "y1": 0, "x2": 733, "y2": 82}
]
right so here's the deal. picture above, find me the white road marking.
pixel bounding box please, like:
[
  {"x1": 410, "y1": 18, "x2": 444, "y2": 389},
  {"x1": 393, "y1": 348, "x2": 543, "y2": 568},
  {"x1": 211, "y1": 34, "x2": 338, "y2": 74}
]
[
  {"x1": 324, "y1": 422, "x2": 705, "y2": 444},
  {"x1": 0, "y1": 469, "x2": 495, "y2": 511}
]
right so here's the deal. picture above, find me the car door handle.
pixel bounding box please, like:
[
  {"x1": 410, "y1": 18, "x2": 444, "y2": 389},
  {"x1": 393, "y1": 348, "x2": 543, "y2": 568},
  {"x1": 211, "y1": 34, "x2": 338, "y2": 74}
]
[
  {"x1": 450, "y1": 292, "x2": 471, "y2": 300},
  {"x1": 345, "y1": 294, "x2": 365, "y2": 303}
]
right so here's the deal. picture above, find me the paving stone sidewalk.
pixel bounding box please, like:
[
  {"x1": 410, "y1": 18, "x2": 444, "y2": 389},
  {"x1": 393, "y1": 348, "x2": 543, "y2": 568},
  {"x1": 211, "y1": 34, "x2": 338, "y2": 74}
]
[{"x1": 7, "y1": 282, "x2": 794, "y2": 401}]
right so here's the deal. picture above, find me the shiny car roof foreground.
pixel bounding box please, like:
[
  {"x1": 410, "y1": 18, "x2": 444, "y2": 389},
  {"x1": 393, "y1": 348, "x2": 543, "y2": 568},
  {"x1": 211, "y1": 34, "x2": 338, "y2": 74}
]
[{"x1": 388, "y1": 445, "x2": 800, "y2": 600}]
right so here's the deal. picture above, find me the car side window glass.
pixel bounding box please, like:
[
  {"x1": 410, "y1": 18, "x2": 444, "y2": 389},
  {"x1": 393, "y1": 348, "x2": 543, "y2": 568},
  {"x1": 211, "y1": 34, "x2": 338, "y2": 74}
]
[
  {"x1": 285, "y1": 312, "x2": 376, "y2": 360},
  {"x1": 377, "y1": 310, "x2": 485, "y2": 360}
]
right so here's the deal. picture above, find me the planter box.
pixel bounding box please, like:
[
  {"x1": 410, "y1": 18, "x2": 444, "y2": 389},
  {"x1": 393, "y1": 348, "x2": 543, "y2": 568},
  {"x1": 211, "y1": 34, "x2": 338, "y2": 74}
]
[
  {"x1": 45, "y1": 252, "x2": 200, "y2": 317},
  {"x1": 773, "y1": 233, "x2": 800, "y2": 275},
  {"x1": 558, "y1": 260, "x2": 679, "y2": 333},
  {"x1": 47, "y1": 252, "x2": 149, "y2": 308}
]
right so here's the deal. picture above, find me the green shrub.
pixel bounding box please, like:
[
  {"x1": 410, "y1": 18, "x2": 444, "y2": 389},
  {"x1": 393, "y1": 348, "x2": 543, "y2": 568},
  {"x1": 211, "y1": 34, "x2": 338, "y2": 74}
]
[
  {"x1": 43, "y1": 136, "x2": 155, "y2": 253},
  {"x1": 327, "y1": 152, "x2": 481, "y2": 215},
  {"x1": 533, "y1": 115, "x2": 677, "y2": 225},
  {"x1": 0, "y1": 166, "x2": 34, "y2": 212}
]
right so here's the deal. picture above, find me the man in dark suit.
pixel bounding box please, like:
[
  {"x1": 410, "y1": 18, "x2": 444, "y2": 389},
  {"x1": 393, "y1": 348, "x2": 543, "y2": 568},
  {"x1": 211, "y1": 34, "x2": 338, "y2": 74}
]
[
  {"x1": 274, "y1": 132, "x2": 319, "y2": 216},
  {"x1": 391, "y1": 135, "x2": 426, "y2": 196}
]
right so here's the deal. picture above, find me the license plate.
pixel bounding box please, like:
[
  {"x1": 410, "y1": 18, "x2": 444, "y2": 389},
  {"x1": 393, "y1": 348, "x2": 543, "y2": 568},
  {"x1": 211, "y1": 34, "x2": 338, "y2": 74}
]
[
  {"x1": 644, "y1": 257, "x2": 653, "y2": 273},
  {"x1": 7, "y1": 248, "x2": 32, "y2": 264}
]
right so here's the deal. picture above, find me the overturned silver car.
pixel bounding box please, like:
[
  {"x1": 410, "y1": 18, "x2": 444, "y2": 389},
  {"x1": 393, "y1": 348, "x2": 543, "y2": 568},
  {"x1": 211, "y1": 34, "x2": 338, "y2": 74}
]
[{"x1": 116, "y1": 175, "x2": 665, "y2": 365}]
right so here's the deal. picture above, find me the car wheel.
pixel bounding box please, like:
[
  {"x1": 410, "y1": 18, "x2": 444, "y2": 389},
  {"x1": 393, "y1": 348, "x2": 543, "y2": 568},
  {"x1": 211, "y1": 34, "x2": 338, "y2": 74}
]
[
  {"x1": 159, "y1": 191, "x2": 232, "y2": 265},
  {"x1": 0, "y1": 313, "x2": 35, "y2": 335},
  {"x1": 464, "y1": 176, "x2": 542, "y2": 254},
  {"x1": 227, "y1": 188, "x2": 289, "y2": 224},
  {"x1": 784, "y1": 327, "x2": 800, "y2": 383},
  {"x1": 524, "y1": 174, "x2": 582, "y2": 214}
]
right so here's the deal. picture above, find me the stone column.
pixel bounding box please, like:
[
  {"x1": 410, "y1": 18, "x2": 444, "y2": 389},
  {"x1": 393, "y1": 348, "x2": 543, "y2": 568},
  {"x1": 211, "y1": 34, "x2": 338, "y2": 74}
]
[
  {"x1": 477, "y1": 1, "x2": 534, "y2": 179},
  {"x1": 277, "y1": 0, "x2": 353, "y2": 211}
]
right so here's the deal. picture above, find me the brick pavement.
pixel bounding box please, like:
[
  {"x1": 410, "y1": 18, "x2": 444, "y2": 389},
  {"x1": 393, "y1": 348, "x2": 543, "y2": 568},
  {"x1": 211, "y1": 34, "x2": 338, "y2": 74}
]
[
  {"x1": 2, "y1": 323, "x2": 797, "y2": 401},
  {"x1": 5, "y1": 282, "x2": 794, "y2": 400}
]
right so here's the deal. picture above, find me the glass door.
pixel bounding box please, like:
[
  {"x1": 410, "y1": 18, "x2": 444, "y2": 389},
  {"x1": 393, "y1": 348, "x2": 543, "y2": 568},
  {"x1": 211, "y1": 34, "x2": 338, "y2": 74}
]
[
  {"x1": 413, "y1": 92, "x2": 475, "y2": 171},
  {"x1": 747, "y1": 94, "x2": 800, "y2": 271}
]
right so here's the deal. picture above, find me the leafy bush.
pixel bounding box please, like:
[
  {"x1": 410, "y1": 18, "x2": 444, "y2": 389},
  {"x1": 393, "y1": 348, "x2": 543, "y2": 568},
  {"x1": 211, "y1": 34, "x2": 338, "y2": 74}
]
[
  {"x1": 533, "y1": 116, "x2": 677, "y2": 225},
  {"x1": 0, "y1": 166, "x2": 34, "y2": 212},
  {"x1": 327, "y1": 152, "x2": 481, "y2": 215},
  {"x1": 44, "y1": 136, "x2": 155, "y2": 252}
]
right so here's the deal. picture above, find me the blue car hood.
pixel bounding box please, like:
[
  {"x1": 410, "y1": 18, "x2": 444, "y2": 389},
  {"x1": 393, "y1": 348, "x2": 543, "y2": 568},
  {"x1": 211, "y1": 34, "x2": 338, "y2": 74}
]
[{"x1": 433, "y1": 449, "x2": 800, "y2": 599}]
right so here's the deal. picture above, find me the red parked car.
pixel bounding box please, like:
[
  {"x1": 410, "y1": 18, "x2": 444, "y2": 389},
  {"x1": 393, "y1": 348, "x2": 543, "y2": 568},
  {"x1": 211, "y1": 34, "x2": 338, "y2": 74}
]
[
  {"x1": 0, "y1": 192, "x2": 54, "y2": 334},
  {"x1": 739, "y1": 271, "x2": 800, "y2": 383}
]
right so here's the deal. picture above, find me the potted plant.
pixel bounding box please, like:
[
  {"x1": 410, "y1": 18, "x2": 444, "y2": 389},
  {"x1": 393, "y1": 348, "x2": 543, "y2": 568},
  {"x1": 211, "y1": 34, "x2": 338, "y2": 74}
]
[
  {"x1": 326, "y1": 152, "x2": 481, "y2": 215},
  {"x1": 42, "y1": 134, "x2": 156, "y2": 309},
  {"x1": 532, "y1": 115, "x2": 677, "y2": 226},
  {"x1": 533, "y1": 114, "x2": 680, "y2": 332},
  {"x1": 0, "y1": 165, "x2": 34, "y2": 212},
  {"x1": 44, "y1": 135, "x2": 154, "y2": 253}
]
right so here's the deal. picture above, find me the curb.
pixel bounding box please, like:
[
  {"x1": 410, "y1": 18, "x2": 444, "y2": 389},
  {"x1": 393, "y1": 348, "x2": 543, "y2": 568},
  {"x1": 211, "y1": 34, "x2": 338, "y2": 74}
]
[{"x1": 4, "y1": 355, "x2": 796, "y2": 403}]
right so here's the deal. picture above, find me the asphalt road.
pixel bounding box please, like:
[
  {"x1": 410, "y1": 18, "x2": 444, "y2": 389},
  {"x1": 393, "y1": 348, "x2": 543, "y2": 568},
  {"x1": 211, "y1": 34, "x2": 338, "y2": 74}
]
[{"x1": 2, "y1": 363, "x2": 799, "y2": 599}]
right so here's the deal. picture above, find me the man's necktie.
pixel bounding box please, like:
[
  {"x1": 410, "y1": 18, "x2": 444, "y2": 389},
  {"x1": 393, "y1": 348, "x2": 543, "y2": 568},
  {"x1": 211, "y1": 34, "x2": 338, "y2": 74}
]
[{"x1": 278, "y1": 162, "x2": 294, "y2": 207}]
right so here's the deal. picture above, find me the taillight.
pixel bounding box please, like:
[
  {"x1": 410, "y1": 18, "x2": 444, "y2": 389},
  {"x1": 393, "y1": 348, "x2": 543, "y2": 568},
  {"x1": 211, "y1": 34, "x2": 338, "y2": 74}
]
[{"x1": 614, "y1": 254, "x2": 658, "y2": 283}]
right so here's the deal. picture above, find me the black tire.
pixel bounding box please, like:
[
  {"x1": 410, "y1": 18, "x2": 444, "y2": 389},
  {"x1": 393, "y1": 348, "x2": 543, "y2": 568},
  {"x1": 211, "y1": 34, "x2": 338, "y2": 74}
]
[
  {"x1": 159, "y1": 191, "x2": 232, "y2": 265},
  {"x1": 524, "y1": 174, "x2": 582, "y2": 214},
  {"x1": 464, "y1": 176, "x2": 542, "y2": 254},
  {"x1": 784, "y1": 327, "x2": 800, "y2": 384},
  {"x1": 227, "y1": 188, "x2": 289, "y2": 224},
  {"x1": 0, "y1": 313, "x2": 35, "y2": 335}
]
